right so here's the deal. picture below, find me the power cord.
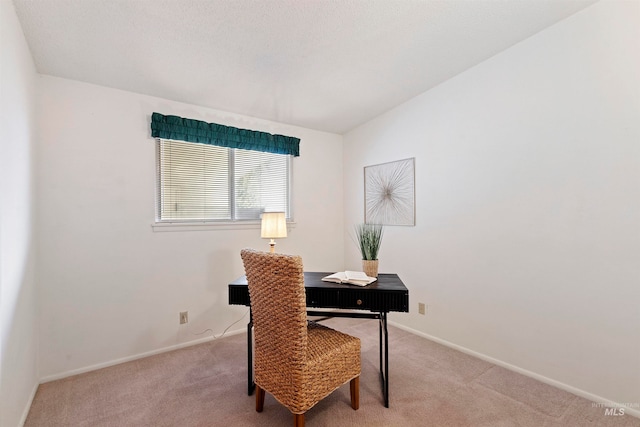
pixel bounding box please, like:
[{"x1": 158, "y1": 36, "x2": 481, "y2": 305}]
[{"x1": 192, "y1": 308, "x2": 250, "y2": 341}]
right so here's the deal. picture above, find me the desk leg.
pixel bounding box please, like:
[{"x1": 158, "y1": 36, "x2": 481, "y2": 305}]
[
  {"x1": 247, "y1": 310, "x2": 255, "y2": 396},
  {"x1": 379, "y1": 313, "x2": 383, "y2": 374},
  {"x1": 379, "y1": 312, "x2": 389, "y2": 408}
]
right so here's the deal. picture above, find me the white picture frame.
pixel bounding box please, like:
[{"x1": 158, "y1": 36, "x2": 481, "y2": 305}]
[{"x1": 364, "y1": 158, "x2": 415, "y2": 226}]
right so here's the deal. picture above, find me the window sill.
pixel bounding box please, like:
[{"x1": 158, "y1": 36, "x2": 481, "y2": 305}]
[{"x1": 151, "y1": 220, "x2": 296, "y2": 233}]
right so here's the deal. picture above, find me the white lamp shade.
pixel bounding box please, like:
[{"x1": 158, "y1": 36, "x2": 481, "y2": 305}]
[{"x1": 261, "y1": 212, "x2": 287, "y2": 239}]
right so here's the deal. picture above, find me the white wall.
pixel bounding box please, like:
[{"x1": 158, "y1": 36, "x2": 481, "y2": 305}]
[
  {"x1": 37, "y1": 76, "x2": 344, "y2": 379},
  {"x1": 344, "y1": 0, "x2": 639, "y2": 408},
  {"x1": 0, "y1": 0, "x2": 40, "y2": 425}
]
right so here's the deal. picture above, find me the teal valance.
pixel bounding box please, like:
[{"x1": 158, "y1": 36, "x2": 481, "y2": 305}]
[{"x1": 150, "y1": 112, "x2": 300, "y2": 157}]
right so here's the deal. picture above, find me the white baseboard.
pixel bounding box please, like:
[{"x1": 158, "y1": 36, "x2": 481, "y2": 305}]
[
  {"x1": 19, "y1": 382, "x2": 39, "y2": 426},
  {"x1": 39, "y1": 328, "x2": 245, "y2": 384},
  {"x1": 388, "y1": 320, "x2": 640, "y2": 419}
]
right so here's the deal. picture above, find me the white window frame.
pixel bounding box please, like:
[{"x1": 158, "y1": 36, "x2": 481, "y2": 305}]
[{"x1": 152, "y1": 138, "x2": 294, "y2": 231}]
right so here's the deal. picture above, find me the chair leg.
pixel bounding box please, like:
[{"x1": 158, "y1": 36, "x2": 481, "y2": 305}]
[
  {"x1": 256, "y1": 385, "x2": 265, "y2": 412},
  {"x1": 294, "y1": 413, "x2": 305, "y2": 427},
  {"x1": 350, "y1": 376, "x2": 360, "y2": 410}
]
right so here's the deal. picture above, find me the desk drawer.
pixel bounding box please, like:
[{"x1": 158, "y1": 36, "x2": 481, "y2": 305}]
[
  {"x1": 338, "y1": 290, "x2": 378, "y2": 310},
  {"x1": 307, "y1": 288, "x2": 408, "y2": 312}
]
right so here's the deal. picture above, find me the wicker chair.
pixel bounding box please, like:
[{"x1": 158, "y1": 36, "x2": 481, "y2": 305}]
[{"x1": 240, "y1": 249, "x2": 361, "y2": 427}]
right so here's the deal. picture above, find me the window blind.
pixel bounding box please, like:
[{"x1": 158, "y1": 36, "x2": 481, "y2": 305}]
[{"x1": 157, "y1": 139, "x2": 290, "y2": 222}]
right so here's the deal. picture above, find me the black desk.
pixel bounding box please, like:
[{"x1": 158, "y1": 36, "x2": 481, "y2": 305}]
[{"x1": 228, "y1": 272, "x2": 409, "y2": 407}]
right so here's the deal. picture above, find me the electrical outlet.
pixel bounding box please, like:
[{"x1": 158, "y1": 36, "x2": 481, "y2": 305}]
[
  {"x1": 180, "y1": 311, "x2": 188, "y2": 324},
  {"x1": 418, "y1": 303, "x2": 426, "y2": 315}
]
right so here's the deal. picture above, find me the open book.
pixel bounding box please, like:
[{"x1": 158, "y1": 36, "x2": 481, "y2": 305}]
[{"x1": 321, "y1": 271, "x2": 377, "y2": 287}]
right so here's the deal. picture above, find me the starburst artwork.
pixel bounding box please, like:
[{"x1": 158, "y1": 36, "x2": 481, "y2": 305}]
[{"x1": 364, "y1": 158, "x2": 415, "y2": 226}]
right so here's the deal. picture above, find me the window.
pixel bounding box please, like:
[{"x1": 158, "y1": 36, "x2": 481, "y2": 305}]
[{"x1": 156, "y1": 139, "x2": 291, "y2": 222}]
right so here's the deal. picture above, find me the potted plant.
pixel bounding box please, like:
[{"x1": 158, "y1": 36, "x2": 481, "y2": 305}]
[{"x1": 355, "y1": 223, "x2": 384, "y2": 277}]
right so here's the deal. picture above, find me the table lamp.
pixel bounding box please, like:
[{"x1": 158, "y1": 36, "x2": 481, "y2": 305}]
[{"x1": 261, "y1": 211, "x2": 287, "y2": 253}]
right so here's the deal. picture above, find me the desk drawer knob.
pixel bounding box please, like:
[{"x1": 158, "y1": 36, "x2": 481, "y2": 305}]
[{"x1": 357, "y1": 299, "x2": 363, "y2": 306}]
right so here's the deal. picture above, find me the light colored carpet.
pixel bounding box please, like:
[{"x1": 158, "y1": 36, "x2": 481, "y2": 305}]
[{"x1": 25, "y1": 317, "x2": 639, "y2": 426}]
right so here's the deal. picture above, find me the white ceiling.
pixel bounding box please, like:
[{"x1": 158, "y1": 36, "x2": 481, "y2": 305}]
[{"x1": 14, "y1": 0, "x2": 597, "y2": 134}]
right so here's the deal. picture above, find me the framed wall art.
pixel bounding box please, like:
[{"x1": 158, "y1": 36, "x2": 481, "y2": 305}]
[{"x1": 364, "y1": 158, "x2": 415, "y2": 226}]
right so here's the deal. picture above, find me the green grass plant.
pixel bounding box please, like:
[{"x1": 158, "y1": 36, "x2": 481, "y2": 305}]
[{"x1": 355, "y1": 223, "x2": 384, "y2": 260}]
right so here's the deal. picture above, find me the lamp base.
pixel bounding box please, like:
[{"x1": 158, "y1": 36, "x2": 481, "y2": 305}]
[{"x1": 269, "y1": 239, "x2": 276, "y2": 253}]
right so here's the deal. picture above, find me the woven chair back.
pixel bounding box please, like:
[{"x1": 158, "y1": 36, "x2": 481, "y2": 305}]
[{"x1": 240, "y1": 249, "x2": 308, "y2": 384}]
